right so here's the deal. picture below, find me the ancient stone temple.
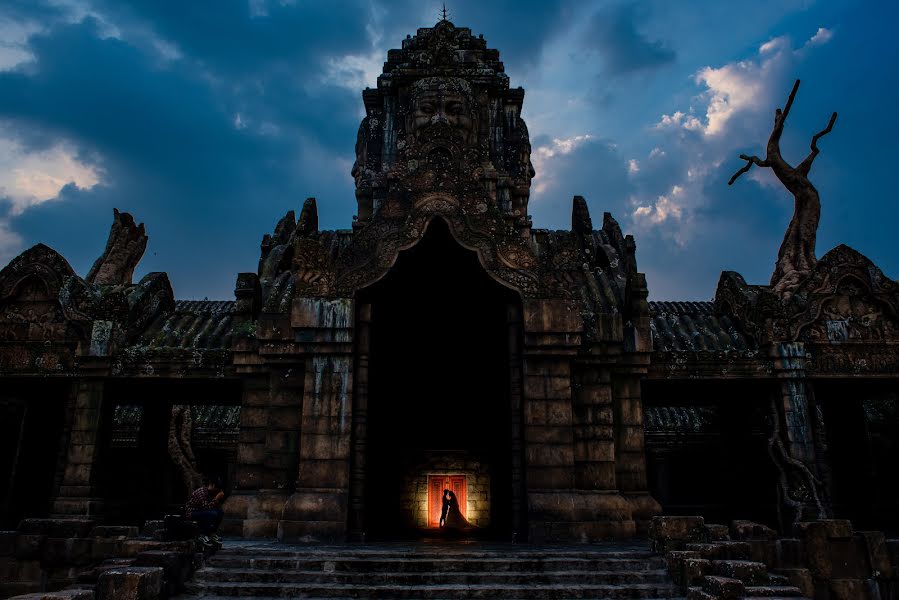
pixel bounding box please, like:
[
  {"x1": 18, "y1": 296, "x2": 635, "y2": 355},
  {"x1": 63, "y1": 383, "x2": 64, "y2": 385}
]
[{"x1": 1, "y1": 17, "x2": 898, "y2": 564}]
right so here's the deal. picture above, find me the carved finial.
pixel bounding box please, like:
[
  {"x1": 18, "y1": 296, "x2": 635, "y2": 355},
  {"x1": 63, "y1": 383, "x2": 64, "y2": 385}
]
[
  {"x1": 571, "y1": 196, "x2": 593, "y2": 236},
  {"x1": 297, "y1": 197, "x2": 319, "y2": 236},
  {"x1": 87, "y1": 208, "x2": 148, "y2": 286},
  {"x1": 440, "y1": 3, "x2": 449, "y2": 22}
]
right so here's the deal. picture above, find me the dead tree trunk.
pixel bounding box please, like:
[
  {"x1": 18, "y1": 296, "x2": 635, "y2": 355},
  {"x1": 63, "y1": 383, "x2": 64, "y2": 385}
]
[
  {"x1": 729, "y1": 80, "x2": 837, "y2": 299},
  {"x1": 168, "y1": 405, "x2": 203, "y2": 493}
]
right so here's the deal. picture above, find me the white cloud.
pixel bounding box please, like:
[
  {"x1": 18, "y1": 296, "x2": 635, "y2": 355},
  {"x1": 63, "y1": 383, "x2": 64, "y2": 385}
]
[
  {"x1": 656, "y1": 110, "x2": 703, "y2": 131},
  {"x1": 324, "y1": 51, "x2": 383, "y2": 92},
  {"x1": 628, "y1": 158, "x2": 640, "y2": 174},
  {"x1": 806, "y1": 27, "x2": 833, "y2": 47},
  {"x1": 0, "y1": 16, "x2": 42, "y2": 71},
  {"x1": 322, "y1": 5, "x2": 387, "y2": 93},
  {"x1": 531, "y1": 134, "x2": 595, "y2": 194},
  {"x1": 659, "y1": 27, "x2": 833, "y2": 138},
  {"x1": 637, "y1": 27, "x2": 835, "y2": 250},
  {"x1": 632, "y1": 184, "x2": 685, "y2": 226},
  {"x1": 0, "y1": 135, "x2": 102, "y2": 215}
]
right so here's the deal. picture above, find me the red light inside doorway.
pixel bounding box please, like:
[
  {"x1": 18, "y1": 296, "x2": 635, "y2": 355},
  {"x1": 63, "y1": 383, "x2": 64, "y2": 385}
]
[{"x1": 428, "y1": 475, "x2": 466, "y2": 527}]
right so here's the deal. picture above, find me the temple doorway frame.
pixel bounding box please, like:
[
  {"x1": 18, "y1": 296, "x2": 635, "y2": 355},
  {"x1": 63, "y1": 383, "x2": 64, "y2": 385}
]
[{"x1": 346, "y1": 217, "x2": 526, "y2": 541}]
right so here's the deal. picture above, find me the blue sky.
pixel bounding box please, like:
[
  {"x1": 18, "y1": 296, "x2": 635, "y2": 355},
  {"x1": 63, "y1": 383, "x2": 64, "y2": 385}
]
[{"x1": 0, "y1": 0, "x2": 896, "y2": 300}]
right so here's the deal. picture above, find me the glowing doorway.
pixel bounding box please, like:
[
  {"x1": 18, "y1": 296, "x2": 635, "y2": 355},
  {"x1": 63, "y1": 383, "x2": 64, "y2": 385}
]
[{"x1": 428, "y1": 475, "x2": 466, "y2": 527}]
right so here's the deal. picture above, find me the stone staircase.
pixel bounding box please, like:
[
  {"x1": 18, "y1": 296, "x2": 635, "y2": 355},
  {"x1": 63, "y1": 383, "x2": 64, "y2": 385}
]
[{"x1": 180, "y1": 542, "x2": 684, "y2": 599}]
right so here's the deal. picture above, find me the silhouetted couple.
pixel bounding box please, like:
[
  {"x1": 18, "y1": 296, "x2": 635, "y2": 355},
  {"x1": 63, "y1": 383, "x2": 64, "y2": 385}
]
[{"x1": 439, "y1": 489, "x2": 473, "y2": 532}]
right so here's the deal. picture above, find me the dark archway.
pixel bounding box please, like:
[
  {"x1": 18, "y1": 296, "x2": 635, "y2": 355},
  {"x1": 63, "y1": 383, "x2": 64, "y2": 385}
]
[
  {"x1": 101, "y1": 379, "x2": 242, "y2": 526},
  {"x1": 0, "y1": 379, "x2": 69, "y2": 528},
  {"x1": 351, "y1": 218, "x2": 524, "y2": 540}
]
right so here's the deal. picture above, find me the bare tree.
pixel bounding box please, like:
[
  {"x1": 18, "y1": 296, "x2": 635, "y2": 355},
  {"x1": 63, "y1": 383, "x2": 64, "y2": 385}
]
[{"x1": 729, "y1": 80, "x2": 837, "y2": 299}]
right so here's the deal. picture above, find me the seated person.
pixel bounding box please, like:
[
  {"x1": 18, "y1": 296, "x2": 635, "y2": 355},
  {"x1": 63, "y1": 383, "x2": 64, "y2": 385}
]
[{"x1": 185, "y1": 475, "x2": 226, "y2": 545}]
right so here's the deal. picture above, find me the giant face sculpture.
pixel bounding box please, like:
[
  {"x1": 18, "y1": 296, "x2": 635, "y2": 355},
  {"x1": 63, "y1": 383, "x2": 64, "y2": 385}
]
[{"x1": 407, "y1": 77, "x2": 475, "y2": 145}]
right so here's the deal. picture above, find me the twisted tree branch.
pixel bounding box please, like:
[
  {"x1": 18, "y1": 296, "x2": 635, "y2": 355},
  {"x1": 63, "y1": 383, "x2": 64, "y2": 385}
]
[
  {"x1": 728, "y1": 154, "x2": 769, "y2": 185},
  {"x1": 798, "y1": 111, "x2": 838, "y2": 175}
]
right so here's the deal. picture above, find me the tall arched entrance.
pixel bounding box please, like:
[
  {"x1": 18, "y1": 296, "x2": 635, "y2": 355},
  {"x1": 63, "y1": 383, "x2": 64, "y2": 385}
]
[{"x1": 349, "y1": 218, "x2": 525, "y2": 540}]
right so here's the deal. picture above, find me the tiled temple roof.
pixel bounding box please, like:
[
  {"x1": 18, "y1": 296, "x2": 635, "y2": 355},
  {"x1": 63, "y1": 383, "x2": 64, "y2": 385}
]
[
  {"x1": 649, "y1": 301, "x2": 755, "y2": 353},
  {"x1": 135, "y1": 300, "x2": 235, "y2": 350}
]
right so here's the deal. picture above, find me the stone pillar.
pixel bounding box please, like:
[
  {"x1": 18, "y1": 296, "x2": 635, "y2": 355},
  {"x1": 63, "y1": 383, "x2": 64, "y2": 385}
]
[
  {"x1": 572, "y1": 363, "x2": 616, "y2": 491},
  {"x1": 223, "y1": 368, "x2": 301, "y2": 538},
  {"x1": 507, "y1": 303, "x2": 526, "y2": 538},
  {"x1": 773, "y1": 343, "x2": 817, "y2": 465},
  {"x1": 348, "y1": 303, "x2": 371, "y2": 541},
  {"x1": 522, "y1": 298, "x2": 636, "y2": 541},
  {"x1": 522, "y1": 298, "x2": 576, "y2": 541},
  {"x1": 52, "y1": 378, "x2": 107, "y2": 517},
  {"x1": 278, "y1": 297, "x2": 355, "y2": 542},
  {"x1": 279, "y1": 355, "x2": 353, "y2": 541},
  {"x1": 612, "y1": 371, "x2": 660, "y2": 531},
  {"x1": 772, "y1": 342, "x2": 829, "y2": 519}
]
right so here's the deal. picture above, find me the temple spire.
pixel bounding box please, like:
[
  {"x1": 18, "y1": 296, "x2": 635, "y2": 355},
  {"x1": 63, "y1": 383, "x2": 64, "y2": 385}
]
[{"x1": 440, "y1": 3, "x2": 449, "y2": 22}]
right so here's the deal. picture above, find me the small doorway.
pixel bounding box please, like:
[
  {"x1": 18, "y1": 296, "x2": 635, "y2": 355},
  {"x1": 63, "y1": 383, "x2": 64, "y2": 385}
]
[{"x1": 428, "y1": 475, "x2": 466, "y2": 527}]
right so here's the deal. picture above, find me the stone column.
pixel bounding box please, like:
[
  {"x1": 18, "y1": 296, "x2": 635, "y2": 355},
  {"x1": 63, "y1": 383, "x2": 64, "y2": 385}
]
[
  {"x1": 572, "y1": 363, "x2": 616, "y2": 492},
  {"x1": 522, "y1": 298, "x2": 637, "y2": 541},
  {"x1": 278, "y1": 297, "x2": 355, "y2": 542},
  {"x1": 507, "y1": 303, "x2": 526, "y2": 538},
  {"x1": 52, "y1": 378, "x2": 107, "y2": 518},
  {"x1": 771, "y1": 342, "x2": 829, "y2": 519},
  {"x1": 612, "y1": 371, "x2": 660, "y2": 532},
  {"x1": 522, "y1": 300, "x2": 577, "y2": 542},
  {"x1": 223, "y1": 368, "x2": 302, "y2": 538},
  {"x1": 348, "y1": 303, "x2": 371, "y2": 541},
  {"x1": 278, "y1": 355, "x2": 353, "y2": 541},
  {"x1": 773, "y1": 343, "x2": 817, "y2": 465}
]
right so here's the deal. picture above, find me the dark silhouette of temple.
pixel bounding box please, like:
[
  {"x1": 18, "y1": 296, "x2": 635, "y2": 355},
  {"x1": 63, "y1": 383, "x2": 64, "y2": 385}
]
[{"x1": 1, "y1": 18, "x2": 898, "y2": 599}]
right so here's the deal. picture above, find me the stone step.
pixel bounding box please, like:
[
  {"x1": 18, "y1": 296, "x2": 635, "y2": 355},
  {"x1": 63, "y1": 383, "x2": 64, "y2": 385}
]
[
  {"x1": 207, "y1": 556, "x2": 666, "y2": 572},
  {"x1": 191, "y1": 567, "x2": 672, "y2": 586},
  {"x1": 184, "y1": 581, "x2": 681, "y2": 599},
  {"x1": 744, "y1": 585, "x2": 805, "y2": 597},
  {"x1": 216, "y1": 542, "x2": 664, "y2": 562},
  {"x1": 185, "y1": 597, "x2": 686, "y2": 600}
]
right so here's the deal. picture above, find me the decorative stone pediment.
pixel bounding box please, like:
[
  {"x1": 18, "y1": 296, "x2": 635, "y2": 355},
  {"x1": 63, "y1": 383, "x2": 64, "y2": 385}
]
[
  {"x1": 0, "y1": 244, "x2": 84, "y2": 342},
  {"x1": 790, "y1": 245, "x2": 899, "y2": 343},
  {"x1": 715, "y1": 244, "x2": 899, "y2": 346}
]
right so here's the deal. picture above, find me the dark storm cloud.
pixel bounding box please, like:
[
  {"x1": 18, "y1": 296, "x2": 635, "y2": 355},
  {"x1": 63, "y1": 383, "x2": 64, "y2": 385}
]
[
  {"x1": 0, "y1": 5, "x2": 365, "y2": 297},
  {"x1": 85, "y1": 0, "x2": 374, "y2": 77},
  {"x1": 378, "y1": 0, "x2": 575, "y2": 70},
  {"x1": 0, "y1": 18, "x2": 281, "y2": 183},
  {"x1": 583, "y1": 2, "x2": 675, "y2": 75}
]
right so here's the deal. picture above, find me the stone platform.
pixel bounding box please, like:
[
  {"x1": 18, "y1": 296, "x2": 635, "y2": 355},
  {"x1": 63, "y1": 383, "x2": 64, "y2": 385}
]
[{"x1": 178, "y1": 540, "x2": 684, "y2": 599}]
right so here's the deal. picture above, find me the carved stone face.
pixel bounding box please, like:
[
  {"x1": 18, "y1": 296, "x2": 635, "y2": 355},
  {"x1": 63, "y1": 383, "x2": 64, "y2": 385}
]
[{"x1": 408, "y1": 78, "x2": 475, "y2": 144}]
